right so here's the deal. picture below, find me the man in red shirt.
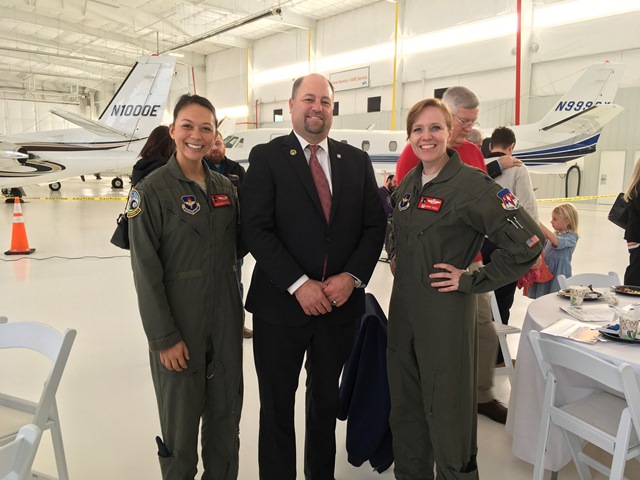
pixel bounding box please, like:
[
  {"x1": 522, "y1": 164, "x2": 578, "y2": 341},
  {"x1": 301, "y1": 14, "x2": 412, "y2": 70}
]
[
  {"x1": 395, "y1": 89, "x2": 521, "y2": 183},
  {"x1": 395, "y1": 86, "x2": 519, "y2": 423}
]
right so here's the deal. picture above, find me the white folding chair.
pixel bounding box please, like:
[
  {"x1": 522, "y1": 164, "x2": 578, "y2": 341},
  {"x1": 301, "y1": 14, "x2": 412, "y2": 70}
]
[
  {"x1": 0, "y1": 322, "x2": 77, "y2": 480},
  {"x1": 488, "y1": 291, "x2": 520, "y2": 385},
  {"x1": 557, "y1": 271, "x2": 620, "y2": 290},
  {"x1": 528, "y1": 330, "x2": 640, "y2": 480},
  {"x1": 0, "y1": 424, "x2": 42, "y2": 480}
]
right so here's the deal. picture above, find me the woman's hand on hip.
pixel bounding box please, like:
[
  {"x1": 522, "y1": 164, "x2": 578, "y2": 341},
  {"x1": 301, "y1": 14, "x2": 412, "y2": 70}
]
[{"x1": 429, "y1": 263, "x2": 464, "y2": 292}]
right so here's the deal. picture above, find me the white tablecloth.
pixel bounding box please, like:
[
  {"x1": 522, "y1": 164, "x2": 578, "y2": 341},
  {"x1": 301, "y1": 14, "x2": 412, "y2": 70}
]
[{"x1": 506, "y1": 292, "x2": 640, "y2": 471}]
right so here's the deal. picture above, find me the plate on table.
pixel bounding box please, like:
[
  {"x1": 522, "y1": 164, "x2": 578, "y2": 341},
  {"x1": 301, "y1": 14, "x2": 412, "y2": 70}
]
[
  {"x1": 558, "y1": 289, "x2": 603, "y2": 301},
  {"x1": 599, "y1": 330, "x2": 640, "y2": 344},
  {"x1": 613, "y1": 285, "x2": 640, "y2": 296}
]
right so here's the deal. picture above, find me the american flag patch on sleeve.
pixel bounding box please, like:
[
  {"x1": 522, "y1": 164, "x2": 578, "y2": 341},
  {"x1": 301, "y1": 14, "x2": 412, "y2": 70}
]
[{"x1": 526, "y1": 235, "x2": 540, "y2": 248}]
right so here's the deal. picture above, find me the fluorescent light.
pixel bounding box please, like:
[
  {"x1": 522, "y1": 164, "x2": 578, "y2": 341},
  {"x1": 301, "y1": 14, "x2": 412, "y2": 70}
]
[
  {"x1": 253, "y1": 62, "x2": 308, "y2": 86},
  {"x1": 215, "y1": 105, "x2": 249, "y2": 118},
  {"x1": 535, "y1": 0, "x2": 640, "y2": 28},
  {"x1": 403, "y1": 14, "x2": 516, "y2": 55},
  {"x1": 168, "y1": 52, "x2": 184, "y2": 58}
]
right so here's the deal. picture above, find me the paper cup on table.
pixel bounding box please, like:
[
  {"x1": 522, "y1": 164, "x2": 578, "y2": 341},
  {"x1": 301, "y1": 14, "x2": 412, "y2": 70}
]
[
  {"x1": 569, "y1": 286, "x2": 588, "y2": 307},
  {"x1": 619, "y1": 313, "x2": 639, "y2": 340}
]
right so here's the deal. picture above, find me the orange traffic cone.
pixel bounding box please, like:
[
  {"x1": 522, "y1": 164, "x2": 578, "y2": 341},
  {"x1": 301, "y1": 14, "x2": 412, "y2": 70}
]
[{"x1": 5, "y1": 197, "x2": 35, "y2": 255}]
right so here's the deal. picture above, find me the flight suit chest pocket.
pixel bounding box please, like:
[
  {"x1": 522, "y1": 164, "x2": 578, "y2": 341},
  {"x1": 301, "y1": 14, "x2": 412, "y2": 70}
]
[
  {"x1": 492, "y1": 220, "x2": 538, "y2": 263},
  {"x1": 415, "y1": 203, "x2": 454, "y2": 238}
]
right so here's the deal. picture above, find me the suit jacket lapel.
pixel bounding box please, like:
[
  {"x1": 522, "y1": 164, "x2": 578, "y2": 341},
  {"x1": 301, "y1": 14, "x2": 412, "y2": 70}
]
[
  {"x1": 283, "y1": 132, "x2": 326, "y2": 220},
  {"x1": 327, "y1": 138, "x2": 344, "y2": 224}
]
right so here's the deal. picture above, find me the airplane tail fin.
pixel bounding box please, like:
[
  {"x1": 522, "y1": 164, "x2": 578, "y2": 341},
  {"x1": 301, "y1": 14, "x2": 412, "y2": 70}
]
[
  {"x1": 538, "y1": 62, "x2": 624, "y2": 130},
  {"x1": 218, "y1": 117, "x2": 236, "y2": 139},
  {"x1": 98, "y1": 55, "x2": 176, "y2": 140}
]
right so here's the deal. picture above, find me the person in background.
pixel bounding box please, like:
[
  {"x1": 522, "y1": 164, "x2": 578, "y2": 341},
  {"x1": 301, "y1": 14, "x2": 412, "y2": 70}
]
[
  {"x1": 481, "y1": 127, "x2": 538, "y2": 326},
  {"x1": 388, "y1": 98, "x2": 543, "y2": 479},
  {"x1": 378, "y1": 174, "x2": 396, "y2": 259},
  {"x1": 241, "y1": 73, "x2": 386, "y2": 480},
  {"x1": 131, "y1": 125, "x2": 175, "y2": 185},
  {"x1": 467, "y1": 127, "x2": 483, "y2": 150},
  {"x1": 379, "y1": 174, "x2": 396, "y2": 216},
  {"x1": 527, "y1": 203, "x2": 579, "y2": 299},
  {"x1": 623, "y1": 160, "x2": 640, "y2": 285},
  {"x1": 394, "y1": 87, "x2": 522, "y2": 184},
  {"x1": 205, "y1": 131, "x2": 253, "y2": 339},
  {"x1": 129, "y1": 94, "x2": 244, "y2": 480}
]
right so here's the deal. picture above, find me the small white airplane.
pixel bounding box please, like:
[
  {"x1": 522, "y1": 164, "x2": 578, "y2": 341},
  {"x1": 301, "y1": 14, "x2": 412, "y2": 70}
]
[
  {"x1": 0, "y1": 54, "x2": 176, "y2": 196},
  {"x1": 223, "y1": 62, "x2": 624, "y2": 178}
]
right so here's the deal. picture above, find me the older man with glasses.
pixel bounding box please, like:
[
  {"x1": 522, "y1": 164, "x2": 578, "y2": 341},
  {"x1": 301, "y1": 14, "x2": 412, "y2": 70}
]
[{"x1": 394, "y1": 86, "x2": 523, "y2": 424}]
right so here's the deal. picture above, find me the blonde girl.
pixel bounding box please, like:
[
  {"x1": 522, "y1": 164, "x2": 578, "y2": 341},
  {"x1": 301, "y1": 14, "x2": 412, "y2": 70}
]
[{"x1": 528, "y1": 203, "x2": 579, "y2": 298}]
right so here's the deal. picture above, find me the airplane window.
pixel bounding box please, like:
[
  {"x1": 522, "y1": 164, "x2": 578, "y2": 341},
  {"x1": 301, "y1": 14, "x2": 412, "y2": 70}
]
[
  {"x1": 361, "y1": 141, "x2": 370, "y2": 151},
  {"x1": 224, "y1": 136, "x2": 238, "y2": 148},
  {"x1": 237, "y1": 138, "x2": 244, "y2": 148},
  {"x1": 340, "y1": 140, "x2": 349, "y2": 144},
  {"x1": 389, "y1": 141, "x2": 398, "y2": 152}
]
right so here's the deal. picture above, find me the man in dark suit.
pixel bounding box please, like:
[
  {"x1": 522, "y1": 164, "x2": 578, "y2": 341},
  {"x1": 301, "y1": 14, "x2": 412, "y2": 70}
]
[{"x1": 241, "y1": 73, "x2": 386, "y2": 480}]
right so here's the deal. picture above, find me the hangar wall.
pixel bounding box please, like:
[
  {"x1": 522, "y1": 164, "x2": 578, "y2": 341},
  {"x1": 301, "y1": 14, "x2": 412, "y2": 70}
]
[
  {"x1": 204, "y1": 0, "x2": 640, "y2": 197},
  {"x1": 2, "y1": 0, "x2": 639, "y2": 198}
]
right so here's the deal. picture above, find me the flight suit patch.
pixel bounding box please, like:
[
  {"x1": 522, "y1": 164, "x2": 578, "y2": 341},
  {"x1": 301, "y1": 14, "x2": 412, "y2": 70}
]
[
  {"x1": 398, "y1": 193, "x2": 412, "y2": 211},
  {"x1": 126, "y1": 188, "x2": 142, "y2": 218},
  {"x1": 181, "y1": 195, "x2": 201, "y2": 215},
  {"x1": 211, "y1": 194, "x2": 231, "y2": 207},
  {"x1": 526, "y1": 234, "x2": 540, "y2": 248},
  {"x1": 417, "y1": 196, "x2": 443, "y2": 212},
  {"x1": 497, "y1": 188, "x2": 520, "y2": 210}
]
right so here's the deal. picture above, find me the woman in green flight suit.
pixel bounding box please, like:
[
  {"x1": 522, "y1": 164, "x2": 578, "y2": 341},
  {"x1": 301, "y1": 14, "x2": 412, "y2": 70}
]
[
  {"x1": 387, "y1": 98, "x2": 543, "y2": 480},
  {"x1": 129, "y1": 94, "x2": 243, "y2": 480}
]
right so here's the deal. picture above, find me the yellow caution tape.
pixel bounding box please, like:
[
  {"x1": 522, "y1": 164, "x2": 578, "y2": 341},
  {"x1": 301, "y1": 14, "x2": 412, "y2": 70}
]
[{"x1": 536, "y1": 194, "x2": 618, "y2": 203}]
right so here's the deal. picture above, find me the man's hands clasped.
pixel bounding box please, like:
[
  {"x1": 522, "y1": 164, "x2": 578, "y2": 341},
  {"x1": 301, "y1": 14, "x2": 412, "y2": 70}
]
[{"x1": 294, "y1": 273, "x2": 355, "y2": 316}]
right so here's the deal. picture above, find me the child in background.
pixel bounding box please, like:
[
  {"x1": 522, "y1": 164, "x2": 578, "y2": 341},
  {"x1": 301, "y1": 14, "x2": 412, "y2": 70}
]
[{"x1": 527, "y1": 203, "x2": 579, "y2": 298}]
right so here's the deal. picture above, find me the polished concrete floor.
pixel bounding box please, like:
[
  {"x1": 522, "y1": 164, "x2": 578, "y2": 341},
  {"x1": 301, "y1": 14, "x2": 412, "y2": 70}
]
[{"x1": 0, "y1": 177, "x2": 634, "y2": 479}]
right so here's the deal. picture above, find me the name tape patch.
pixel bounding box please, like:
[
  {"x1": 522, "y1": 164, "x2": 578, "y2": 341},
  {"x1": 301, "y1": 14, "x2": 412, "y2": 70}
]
[
  {"x1": 211, "y1": 194, "x2": 232, "y2": 208},
  {"x1": 417, "y1": 196, "x2": 443, "y2": 212}
]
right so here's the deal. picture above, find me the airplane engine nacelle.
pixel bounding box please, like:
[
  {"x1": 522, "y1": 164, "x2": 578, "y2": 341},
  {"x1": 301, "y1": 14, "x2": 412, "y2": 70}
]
[{"x1": 0, "y1": 142, "x2": 29, "y2": 165}]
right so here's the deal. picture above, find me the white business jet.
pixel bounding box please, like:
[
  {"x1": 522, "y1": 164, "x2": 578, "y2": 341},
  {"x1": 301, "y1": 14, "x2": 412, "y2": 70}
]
[
  {"x1": 223, "y1": 62, "x2": 624, "y2": 178},
  {"x1": 0, "y1": 54, "x2": 176, "y2": 196}
]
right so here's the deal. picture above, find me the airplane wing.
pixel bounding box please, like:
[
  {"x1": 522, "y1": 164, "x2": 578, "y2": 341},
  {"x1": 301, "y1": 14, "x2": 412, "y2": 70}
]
[
  {"x1": 541, "y1": 104, "x2": 624, "y2": 134},
  {"x1": 49, "y1": 109, "x2": 137, "y2": 139}
]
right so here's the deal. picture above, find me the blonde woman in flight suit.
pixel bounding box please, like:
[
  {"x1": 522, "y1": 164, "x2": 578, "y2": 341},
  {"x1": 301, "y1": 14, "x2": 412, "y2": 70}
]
[
  {"x1": 129, "y1": 94, "x2": 243, "y2": 480},
  {"x1": 387, "y1": 98, "x2": 543, "y2": 480}
]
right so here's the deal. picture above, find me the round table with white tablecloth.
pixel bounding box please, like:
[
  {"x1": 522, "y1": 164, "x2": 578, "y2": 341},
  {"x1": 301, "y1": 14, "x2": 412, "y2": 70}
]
[{"x1": 506, "y1": 291, "x2": 640, "y2": 471}]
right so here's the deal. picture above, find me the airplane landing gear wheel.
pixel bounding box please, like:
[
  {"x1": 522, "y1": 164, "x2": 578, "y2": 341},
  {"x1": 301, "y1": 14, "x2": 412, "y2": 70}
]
[
  {"x1": 4, "y1": 187, "x2": 25, "y2": 203},
  {"x1": 112, "y1": 177, "x2": 124, "y2": 189},
  {"x1": 49, "y1": 182, "x2": 61, "y2": 191}
]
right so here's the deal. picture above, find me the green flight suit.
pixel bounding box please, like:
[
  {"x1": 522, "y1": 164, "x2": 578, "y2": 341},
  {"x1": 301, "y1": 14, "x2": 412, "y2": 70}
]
[
  {"x1": 388, "y1": 150, "x2": 543, "y2": 480},
  {"x1": 129, "y1": 155, "x2": 243, "y2": 480}
]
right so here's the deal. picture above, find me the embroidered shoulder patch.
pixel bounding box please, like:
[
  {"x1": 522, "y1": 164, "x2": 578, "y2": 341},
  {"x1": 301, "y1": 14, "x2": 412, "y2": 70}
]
[
  {"x1": 126, "y1": 188, "x2": 142, "y2": 218},
  {"x1": 497, "y1": 188, "x2": 520, "y2": 210},
  {"x1": 398, "y1": 193, "x2": 411, "y2": 211},
  {"x1": 181, "y1": 195, "x2": 201, "y2": 215}
]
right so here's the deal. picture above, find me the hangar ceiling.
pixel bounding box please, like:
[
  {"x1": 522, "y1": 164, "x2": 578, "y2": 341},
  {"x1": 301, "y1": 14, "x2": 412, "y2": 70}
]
[{"x1": 0, "y1": 0, "x2": 374, "y2": 103}]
